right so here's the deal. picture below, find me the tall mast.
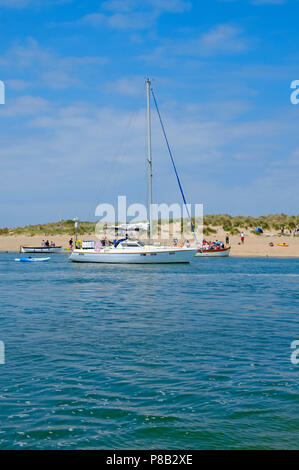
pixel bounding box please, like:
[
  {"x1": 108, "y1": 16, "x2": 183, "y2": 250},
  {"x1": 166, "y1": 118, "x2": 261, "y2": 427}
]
[{"x1": 146, "y1": 78, "x2": 153, "y2": 243}]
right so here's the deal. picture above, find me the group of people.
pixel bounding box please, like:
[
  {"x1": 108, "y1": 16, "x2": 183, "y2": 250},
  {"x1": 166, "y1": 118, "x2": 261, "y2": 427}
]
[
  {"x1": 281, "y1": 226, "x2": 299, "y2": 236},
  {"x1": 42, "y1": 240, "x2": 55, "y2": 247},
  {"x1": 202, "y1": 239, "x2": 226, "y2": 251},
  {"x1": 173, "y1": 238, "x2": 191, "y2": 247}
]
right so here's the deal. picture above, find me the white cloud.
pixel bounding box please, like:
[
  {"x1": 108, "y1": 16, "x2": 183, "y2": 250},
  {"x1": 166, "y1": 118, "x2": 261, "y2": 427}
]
[
  {"x1": 0, "y1": 38, "x2": 107, "y2": 90},
  {"x1": 198, "y1": 25, "x2": 248, "y2": 55},
  {"x1": 141, "y1": 24, "x2": 249, "y2": 64},
  {"x1": 102, "y1": 0, "x2": 191, "y2": 14},
  {"x1": 147, "y1": 0, "x2": 192, "y2": 12},
  {"x1": 102, "y1": 0, "x2": 138, "y2": 12},
  {"x1": 0, "y1": 38, "x2": 52, "y2": 68},
  {"x1": 60, "y1": 56, "x2": 107, "y2": 67},
  {"x1": 80, "y1": 13, "x2": 106, "y2": 27},
  {"x1": 106, "y1": 76, "x2": 145, "y2": 96},
  {"x1": 41, "y1": 70, "x2": 81, "y2": 89},
  {"x1": 71, "y1": 0, "x2": 191, "y2": 31},
  {"x1": 6, "y1": 79, "x2": 32, "y2": 91},
  {"x1": 79, "y1": 11, "x2": 157, "y2": 30},
  {"x1": 1, "y1": 93, "x2": 299, "y2": 224},
  {"x1": 107, "y1": 12, "x2": 156, "y2": 30},
  {"x1": 1, "y1": 38, "x2": 106, "y2": 70},
  {"x1": 0, "y1": 95, "x2": 50, "y2": 116}
]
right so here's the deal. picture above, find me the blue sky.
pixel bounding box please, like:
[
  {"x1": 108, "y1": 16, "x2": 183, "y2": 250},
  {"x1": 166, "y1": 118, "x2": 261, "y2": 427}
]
[{"x1": 0, "y1": 0, "x2": 299, "y2": 226}]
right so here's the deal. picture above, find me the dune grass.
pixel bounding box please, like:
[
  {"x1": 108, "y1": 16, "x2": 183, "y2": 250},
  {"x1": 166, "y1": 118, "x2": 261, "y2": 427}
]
[
  {"x1": 203, "y1": 214, "x2": 299, "y2": 233},
  {"x1": 0, "y1": 214, "x2": 298, "y2": 236},
  {"x1": 0, "y1": 220, "x2": 98, "y2": 236}
]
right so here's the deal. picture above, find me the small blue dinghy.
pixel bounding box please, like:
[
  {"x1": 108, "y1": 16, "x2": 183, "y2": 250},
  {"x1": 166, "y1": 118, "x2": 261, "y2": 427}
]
[{"x1": 15, "y1": 257, "x2": 51, "y2": 262}]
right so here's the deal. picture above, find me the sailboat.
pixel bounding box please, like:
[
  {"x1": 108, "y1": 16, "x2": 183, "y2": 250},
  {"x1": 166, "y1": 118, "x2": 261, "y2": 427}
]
[{"x1": 69, "y1": 79, "x2": 197, "y2": 264}]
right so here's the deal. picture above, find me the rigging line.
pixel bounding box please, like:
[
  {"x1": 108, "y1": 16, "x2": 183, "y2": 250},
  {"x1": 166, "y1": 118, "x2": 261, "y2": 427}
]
[
  {"x1": 96, "y1": 92, "x2": 145, "y2": 208},
  {"x1": 150, "y1": 86, "x2": 198, "y2": 244}
]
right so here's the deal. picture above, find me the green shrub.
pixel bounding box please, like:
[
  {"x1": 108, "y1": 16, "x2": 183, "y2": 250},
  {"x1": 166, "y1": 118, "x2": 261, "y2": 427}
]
[{"x1": 203, "y1": 226, "x2": 217, "y2": 236}]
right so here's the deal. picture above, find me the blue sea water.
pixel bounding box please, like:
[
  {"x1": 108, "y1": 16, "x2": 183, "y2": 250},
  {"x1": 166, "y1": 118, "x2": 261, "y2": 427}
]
[{"x1": 0, "y1": 253, "x2": 298, "y2": 449}]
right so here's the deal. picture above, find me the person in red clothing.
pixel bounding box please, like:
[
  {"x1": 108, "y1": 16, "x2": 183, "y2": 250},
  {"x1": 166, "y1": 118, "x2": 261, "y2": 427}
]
[{"x1": 240, "y1": 232, "x2": 245, "y2": 244}]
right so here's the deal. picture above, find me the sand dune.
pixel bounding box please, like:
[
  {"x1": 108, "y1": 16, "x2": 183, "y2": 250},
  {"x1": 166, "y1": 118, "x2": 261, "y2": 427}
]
[{"x1": 1, "y1": 227, "x2": 298, "y2": 257}]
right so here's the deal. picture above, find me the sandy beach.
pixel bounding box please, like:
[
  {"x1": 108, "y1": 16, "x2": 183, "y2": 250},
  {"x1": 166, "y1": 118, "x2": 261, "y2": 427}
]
[
  {"x1": 0, "y1": 234, "x2": 72, "y2": 254},
  {"x1": 213, "y1": 227, "x2": 299, "y2": 258},
  {"x1": 1, "y1": 227, "x2": 298, "y2": 257}
]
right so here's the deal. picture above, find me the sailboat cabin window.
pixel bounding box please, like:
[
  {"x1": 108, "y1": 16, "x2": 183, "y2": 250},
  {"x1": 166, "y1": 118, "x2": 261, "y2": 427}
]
[{"x1": 119, "y1": 241, "x2": 144, "y2": 248}]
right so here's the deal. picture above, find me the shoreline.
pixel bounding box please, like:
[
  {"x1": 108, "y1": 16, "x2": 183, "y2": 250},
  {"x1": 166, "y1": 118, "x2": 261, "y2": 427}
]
[
  {"x1": 1, "y1": 252, "x2": 298, "y2": 258},
  {"x1": 1, "y1": 229, "x2": 298, "y2": 258},
  {"x1": 230, "y1": 254, "x2": 299, "y2": 258}
]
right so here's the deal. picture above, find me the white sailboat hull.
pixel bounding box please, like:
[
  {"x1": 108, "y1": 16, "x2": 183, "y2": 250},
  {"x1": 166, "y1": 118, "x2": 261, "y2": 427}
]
[{"x1": 69, "y1": 247, "x2": 197, "y2": 264}]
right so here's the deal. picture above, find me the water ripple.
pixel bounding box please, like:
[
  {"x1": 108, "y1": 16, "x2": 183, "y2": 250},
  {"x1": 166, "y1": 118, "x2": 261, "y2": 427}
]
[{"x1": 0, "y1": 254, "x2": 299, "y2": 449}]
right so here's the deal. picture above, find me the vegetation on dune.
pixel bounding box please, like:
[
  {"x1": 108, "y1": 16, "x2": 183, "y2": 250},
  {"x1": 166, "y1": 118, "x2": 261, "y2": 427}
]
[
  {"x1": 0, "y1": 220, "x2": 98, "y2": 236},
  {"x1": 203, "y1": 226, "x2": 217, "y2": 236},
  {"x1": 203, "y1": 214, "x2": 299, "y2": 234},
  {"x1": 0, "y1": 214, "x2": 299, "y2": 236}
]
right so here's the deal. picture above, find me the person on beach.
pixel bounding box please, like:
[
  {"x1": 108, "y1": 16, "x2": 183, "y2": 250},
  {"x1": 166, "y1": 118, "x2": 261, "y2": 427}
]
[
  {"x1": 225, "y1": 233, "x2": 230, "y2": 245},
  {"x1": 69, "y1": 238, "x2": 73, "y2": 249},
  {"x1": 241, "y1": 232, "x2": 245, "y2": 244}
]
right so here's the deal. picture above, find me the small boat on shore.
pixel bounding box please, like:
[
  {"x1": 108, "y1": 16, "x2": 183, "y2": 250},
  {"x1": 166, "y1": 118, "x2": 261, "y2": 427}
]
[
  {"x1": 20, "y1": 246, "x2": 62, "y2": 253},
  {"x1": 196, "y1": 246, "x2": 231, "y2": 257},
  {"x1": 15, "y1": 257, "x2": 50, "y2": 262}
]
